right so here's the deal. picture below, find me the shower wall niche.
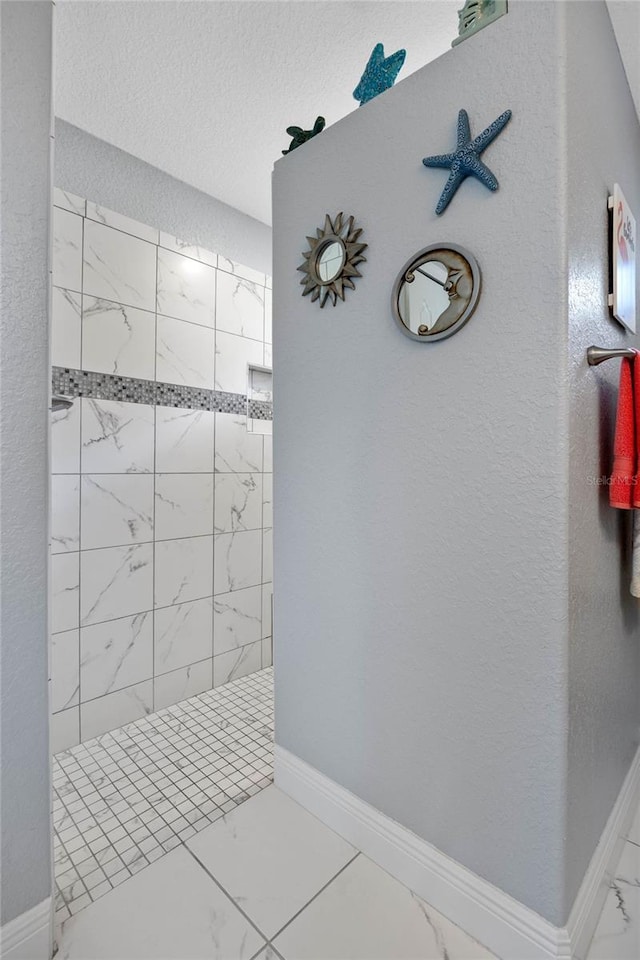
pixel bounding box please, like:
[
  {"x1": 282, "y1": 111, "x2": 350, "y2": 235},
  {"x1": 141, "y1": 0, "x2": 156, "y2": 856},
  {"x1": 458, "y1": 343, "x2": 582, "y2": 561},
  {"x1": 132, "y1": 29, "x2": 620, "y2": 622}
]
[{"x1": 50, "y1": 189, "x2": 273, "y2": 752}]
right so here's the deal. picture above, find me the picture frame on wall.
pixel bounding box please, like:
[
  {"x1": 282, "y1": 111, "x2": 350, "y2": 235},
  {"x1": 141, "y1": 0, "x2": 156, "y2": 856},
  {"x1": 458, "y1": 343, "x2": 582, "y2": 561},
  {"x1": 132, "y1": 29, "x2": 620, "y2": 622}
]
[{"x1": 609, "y1": 183, "x2": 637, "y2": 334}]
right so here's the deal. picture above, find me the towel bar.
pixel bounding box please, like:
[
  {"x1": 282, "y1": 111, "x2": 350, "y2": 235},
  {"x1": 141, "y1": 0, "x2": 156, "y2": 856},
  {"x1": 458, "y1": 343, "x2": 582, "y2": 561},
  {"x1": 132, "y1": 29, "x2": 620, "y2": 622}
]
[{"x1": 586, "y1": 345, "x2": 636, "y2": 366}]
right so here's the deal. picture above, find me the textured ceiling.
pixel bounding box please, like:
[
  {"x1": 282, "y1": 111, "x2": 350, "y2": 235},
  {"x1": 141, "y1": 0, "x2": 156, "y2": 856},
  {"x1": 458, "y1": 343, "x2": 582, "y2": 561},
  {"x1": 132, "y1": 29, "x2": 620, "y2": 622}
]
[
  {"x1": 55, "y1": 1, "x2": 640, "y2": 227},
  {"x1": 54, "y1": 1, "x2": 459, "y2": 225}
]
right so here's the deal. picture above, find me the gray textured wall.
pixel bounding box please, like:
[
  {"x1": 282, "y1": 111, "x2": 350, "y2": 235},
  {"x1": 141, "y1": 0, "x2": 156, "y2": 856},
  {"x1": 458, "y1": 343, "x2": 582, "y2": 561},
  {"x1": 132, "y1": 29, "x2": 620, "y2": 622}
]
[
  {"x1": 273, "y1": 1, "x2": 571, "y2": 924},
  {"x1": 54, "y1": 120, "x2": 272, "y2": 276},
  {"x1": 0, "y1": 0, "x2": 54, "y2": 926},
  {"x1": 565, "y1": 1, "x2": 640, "y2": 914}
]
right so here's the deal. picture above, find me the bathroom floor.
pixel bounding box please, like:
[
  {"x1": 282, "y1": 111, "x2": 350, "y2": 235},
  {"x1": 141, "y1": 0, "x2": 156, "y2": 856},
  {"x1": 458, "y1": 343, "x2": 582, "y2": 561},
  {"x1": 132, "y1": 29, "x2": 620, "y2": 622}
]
[
  {"x1": 53, "y1": 778, "x2": 640, "y2": 960},
  {"x1": 53, "y1": 661, "x2": 639, "y2": 959},
  {"x1": 53, "y1": 668, "x2": 273, "y2": 926}
]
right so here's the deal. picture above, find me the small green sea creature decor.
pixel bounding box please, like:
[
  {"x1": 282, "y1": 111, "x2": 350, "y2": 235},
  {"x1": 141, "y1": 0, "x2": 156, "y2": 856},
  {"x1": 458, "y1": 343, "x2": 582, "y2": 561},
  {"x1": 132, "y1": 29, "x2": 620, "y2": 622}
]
[
  {"x1": 452, "y1": 0, "x2": 508, "y2": 47},
  {"x1": 282, "y1": 116, "x2": 326, "y2": 155},
  {"x1": 353, "y1": 43, "x2": 406, "y2": 106},
  {"x1": 422, "y1": 107, "x2": 512, "y2": 215}
]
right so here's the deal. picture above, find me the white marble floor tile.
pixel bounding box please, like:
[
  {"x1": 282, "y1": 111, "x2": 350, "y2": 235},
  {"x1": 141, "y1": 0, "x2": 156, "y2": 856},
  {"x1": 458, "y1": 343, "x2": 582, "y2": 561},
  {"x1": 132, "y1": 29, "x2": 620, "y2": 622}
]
[
  {"x1": 155, "y1": 407, "x2": 215, "y2": 473},
  {"x1": 213, "y1": 641, "x2": 262, "y2": 688},
  {"x1": 254, "y1": 948, "x2": 279, "y2": 960},
  {"x1": 157, "y1": 247, "x2": 216, "y2": 328},
  {"x1": 52, "y1": 668, "x2": 273, "y2": 921},
  {"x1": 156, "y1": 314, "x2": 215, "y2": 389},
  {"x1": 153, "y1": 658, "x2": 212, "y2": 711},
  {"x1": 214, "y1": 529, "x2": 262, "y2": 594},
  {"x1": 51, "y1": 475, "x2": 80, "y2": 554},
  {"x1": 52, "y1": 287, "x2": 82, "y2": 368},
  {"x1": 274, "y1": 853, "x2": 496, "y2": 960},
  {"x1": 83, "y1": 219, "x2": 156, "y2": 312},
  {"x1": 187, "y1": 786, "x2": 356, "y2": 940},
  {"x1": 587, "y1": 840, "x2": 640, "y2": 960},
  {"x1": 215, "y1": 473, "x2": 263, "y2": 533},
  {"x1": 154, "y1": 597, "x2": 213, "y2": 674},
  {"x1": 216, "y1": 271, "x2": 265, "y2": 342},
  {"x1": 155, "y1": 535, "x2": 214, "y2": 608},
  {"x1": 213, "y1": 585, "x2": 262, "y2": 655},
  {"x1": 58, "y1": 845, "x2": 265, "y2": 960},
  {"x1": 51, "y1": 630, "x2": 80, "y2": 713},
  {"x1": 81, "y1": 474, "x2": 154, "y2": 549},
  {"x1": 261, "y1": 585, "x2": 273, "y2": 641},
  {"x1": 52, "y1": 552, "x2": 80, "y2": 634},
  {"x1": 53, "y1": 208, "x2": 83, "y2": 292},
  {"x1": 51, "y1": 707, "x2": 80, "y2": 754},
  {"x1": 80, "y1": 680, "x2": 154, "y2": 743},
  {"x1": 51, "y1": 401, "x2": 81, "y2": 474},
  {"x1": 82, "y1": 296, "x2": 156, "y2": 380},
  {"x1": 218, "y1": 255, "x2": 266, "y2": 287},
  {"x1": 54, "y1": 188, "x2": 86, "y2": 217},
  {"x1": 81, "y1": 399, "x2": 155, "y2": 474},
  {"x1": 159, "y1": 232, "x2": 217, "y2": 267},
  {"x1": 215, "y1": 413, "x2": 263, "y2": 473},
  {"x1": 80, "y1": 611, "x2": 153, "y2": 702},
  {"x1": 85, "y1": 201, "x2": 158, "y2": 245},
  {"x1": 215, "y1": 331, "x2": 264, "y2": 395},
  {"x1": 80, "y1": 543, "x2": 153, "y2": 626},
  {"x1": 155, "y1": 473, "x2": 214, "y2": 540}
]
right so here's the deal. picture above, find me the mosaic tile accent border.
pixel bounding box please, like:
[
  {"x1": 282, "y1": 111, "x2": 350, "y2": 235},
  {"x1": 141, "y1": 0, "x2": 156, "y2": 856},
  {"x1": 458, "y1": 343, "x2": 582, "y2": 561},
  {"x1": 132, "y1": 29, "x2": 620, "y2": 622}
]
[
  {"x1": 52, "y1": 367, "x2": 273, "y2": 419},
  {"x1": 247, "y1": 399, "x2": 274, "y2": 421}
]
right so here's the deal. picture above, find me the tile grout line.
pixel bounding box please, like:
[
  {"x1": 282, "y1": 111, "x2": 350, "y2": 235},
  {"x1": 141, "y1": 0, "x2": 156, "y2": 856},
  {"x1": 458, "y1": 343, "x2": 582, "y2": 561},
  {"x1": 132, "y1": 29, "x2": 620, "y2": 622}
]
[
  {"x1": 53, "y1": 669, "x2": 274, "y2": 918},
  {"x1": 77, "y1": 209, "x2": 85, "y2": 745},
  {"x1": 184, "y1": 843, "x2": 274, "y2": 947},
  {"x1": 266, "y1": 851, "x2": 361, "y2": 946},
  {"x1": 152, "y1": 237, "x2": 159, "y2": 717}
]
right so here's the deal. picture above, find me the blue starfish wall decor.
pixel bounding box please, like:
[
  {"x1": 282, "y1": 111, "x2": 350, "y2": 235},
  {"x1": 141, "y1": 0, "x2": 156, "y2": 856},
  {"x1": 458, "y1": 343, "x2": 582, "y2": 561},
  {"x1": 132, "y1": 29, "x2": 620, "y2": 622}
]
[
  {"x1": 422, "y1": 108, "x2": 512, "y2": 214},
  {"x1": 353, "y1": 43, "x2": 406, "y2": 106}
]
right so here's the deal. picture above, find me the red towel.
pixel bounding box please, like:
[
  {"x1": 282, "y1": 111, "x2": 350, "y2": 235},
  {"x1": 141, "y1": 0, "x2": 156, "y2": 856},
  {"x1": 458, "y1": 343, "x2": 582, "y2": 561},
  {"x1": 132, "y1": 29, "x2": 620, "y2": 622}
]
[{"x1": 610, "y1": 352, "x2": 640, "y2": 509}]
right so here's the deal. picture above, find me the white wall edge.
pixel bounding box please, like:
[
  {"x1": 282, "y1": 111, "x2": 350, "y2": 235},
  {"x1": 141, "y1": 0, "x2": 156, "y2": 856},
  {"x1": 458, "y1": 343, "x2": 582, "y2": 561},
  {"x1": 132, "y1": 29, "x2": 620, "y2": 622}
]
[
  {"x1": 275, "y1": 744, "x2": 640, "y2": 960},
  {"x1": 567, "y1": 743, "x2": 640, "y2": 958},
  {"x1": 0, "y1": 897, "x2": 51, "y2": 960}
]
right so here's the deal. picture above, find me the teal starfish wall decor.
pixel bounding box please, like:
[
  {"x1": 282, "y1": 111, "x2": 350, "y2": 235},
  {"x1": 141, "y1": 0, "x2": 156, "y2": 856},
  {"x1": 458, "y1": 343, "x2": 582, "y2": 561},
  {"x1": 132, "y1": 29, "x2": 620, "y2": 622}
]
[
  {"x1": 353, "y1": 43, "x2": 406, "y2": 106},
  {"x1": 422, "y1": 108, "x2": 512, "y2": 214},
  {"x1": 282, "y1": 116, "x2": 326, "y2": 155}
]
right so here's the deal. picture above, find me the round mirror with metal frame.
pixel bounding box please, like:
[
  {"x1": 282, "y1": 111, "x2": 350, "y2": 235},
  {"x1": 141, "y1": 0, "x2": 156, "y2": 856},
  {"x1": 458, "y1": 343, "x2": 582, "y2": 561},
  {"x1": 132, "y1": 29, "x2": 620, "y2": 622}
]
[
  {"x1": 298, "y1": 212, "x2": 367, "y2": 307},
  {"x1": 391, "y1": 243, "x2": 481, "y2": 342}
]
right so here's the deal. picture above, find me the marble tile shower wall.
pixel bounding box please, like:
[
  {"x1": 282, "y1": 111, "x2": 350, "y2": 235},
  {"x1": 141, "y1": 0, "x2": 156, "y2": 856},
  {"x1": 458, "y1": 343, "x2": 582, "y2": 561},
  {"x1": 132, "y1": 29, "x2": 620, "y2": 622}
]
[{"x1": 50, "y1": 189, "x2": 273, "y2": 753}]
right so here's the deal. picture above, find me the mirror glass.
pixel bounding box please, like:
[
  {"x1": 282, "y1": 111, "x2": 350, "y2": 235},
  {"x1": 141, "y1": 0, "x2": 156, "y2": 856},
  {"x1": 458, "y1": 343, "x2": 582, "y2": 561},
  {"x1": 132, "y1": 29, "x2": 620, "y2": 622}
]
[
  {"x1": 317, "y1": 241, "x2": 345, "y2": 283},
  {"x1": 393, "y1": 245, "x2": 480, "y2": 342},
  {"x1": 398, "y1": 260, "x2": 450, "y2": 335}
]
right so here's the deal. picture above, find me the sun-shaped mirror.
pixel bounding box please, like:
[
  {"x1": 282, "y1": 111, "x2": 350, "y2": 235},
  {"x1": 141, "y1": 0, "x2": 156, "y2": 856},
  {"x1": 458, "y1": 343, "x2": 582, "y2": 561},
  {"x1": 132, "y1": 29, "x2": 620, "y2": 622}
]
[{"x1": 298, "y1": 212, "x2": 367, "y2": 307}]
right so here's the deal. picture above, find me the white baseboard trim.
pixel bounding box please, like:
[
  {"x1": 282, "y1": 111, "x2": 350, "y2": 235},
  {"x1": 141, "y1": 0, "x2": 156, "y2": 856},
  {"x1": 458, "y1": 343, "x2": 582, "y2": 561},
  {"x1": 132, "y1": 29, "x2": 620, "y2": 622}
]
[
  {"x1": 566, "y1": 744, "x2": 640, "y2": 959},
  {"x1": 0, "y1": 898, "x2": 51, "y2": 960},
  {"x1": 275, "y1": 744, "x2": 640, "y2": 960}
]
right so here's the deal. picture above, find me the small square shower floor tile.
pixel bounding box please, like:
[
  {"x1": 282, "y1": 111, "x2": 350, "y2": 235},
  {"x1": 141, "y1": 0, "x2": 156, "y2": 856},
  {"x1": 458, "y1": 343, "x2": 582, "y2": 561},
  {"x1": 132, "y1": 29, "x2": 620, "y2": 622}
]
[{"x1": 52, "y1": 667, "x2": 273, "y2": 917}]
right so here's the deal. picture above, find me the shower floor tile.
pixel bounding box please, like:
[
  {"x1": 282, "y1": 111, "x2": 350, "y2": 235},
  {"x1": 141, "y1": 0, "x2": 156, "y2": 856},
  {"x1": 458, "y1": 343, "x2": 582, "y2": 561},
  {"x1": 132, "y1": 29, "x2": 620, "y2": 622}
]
[{"x1": 52, "y1": 667, "x2": 273, "y2": 925}]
